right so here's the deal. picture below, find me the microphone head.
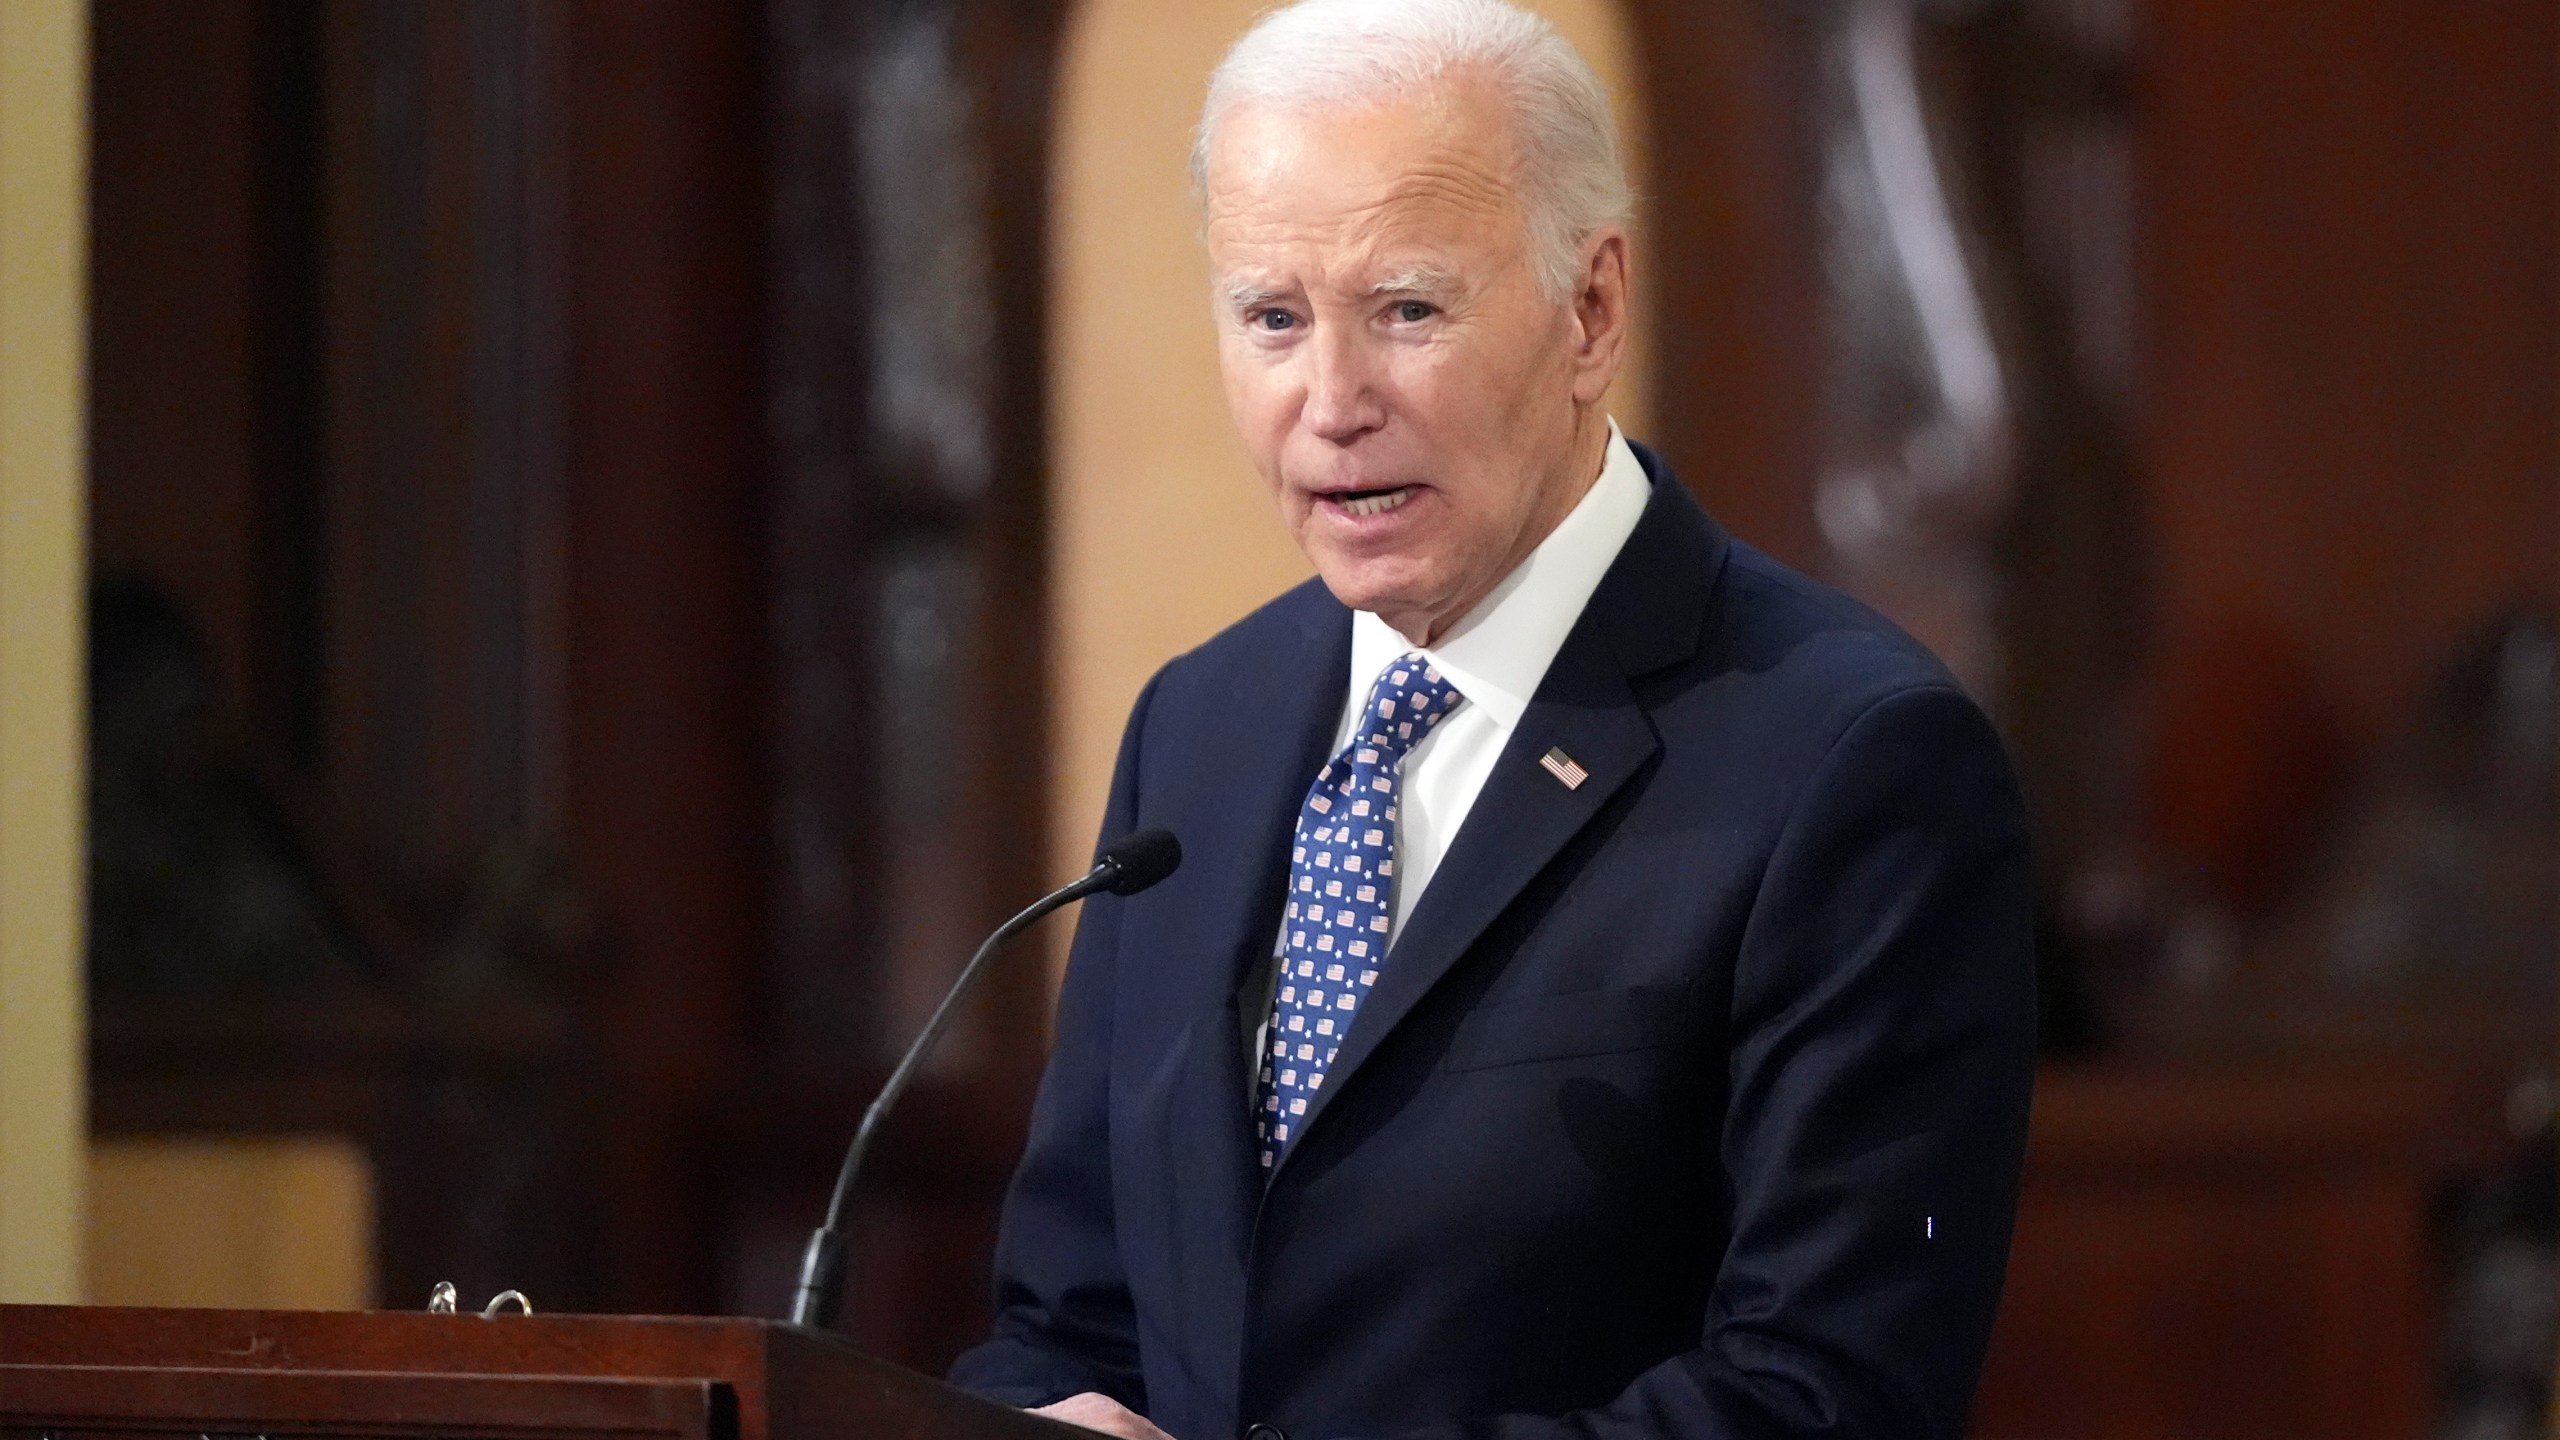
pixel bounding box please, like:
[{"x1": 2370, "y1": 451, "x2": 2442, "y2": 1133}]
[{"x1": 1096, "y1": 827, "x2": 1182, "y2": 895}]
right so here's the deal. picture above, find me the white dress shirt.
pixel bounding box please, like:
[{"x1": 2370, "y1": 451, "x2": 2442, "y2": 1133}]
[{"x1": 1248, "y1": 421, "x2": 1653, "y2": 1063}]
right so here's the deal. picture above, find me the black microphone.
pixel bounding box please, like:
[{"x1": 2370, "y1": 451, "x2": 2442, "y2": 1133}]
[{"x1": 786, "y1": 827, "x2": 1182, "y2": 1330}]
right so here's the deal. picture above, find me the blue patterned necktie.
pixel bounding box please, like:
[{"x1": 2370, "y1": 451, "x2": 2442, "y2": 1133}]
[{"x1": 1255, "y1": 652, "x2": 1467, "y2": 1171}]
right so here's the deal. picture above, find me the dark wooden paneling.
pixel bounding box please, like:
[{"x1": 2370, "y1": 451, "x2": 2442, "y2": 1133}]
[
  {"x1": 1973, "y1": 1066, "x2": 2502, "y2": 1440},
  {"x1": 763, "y1": 0, "x2": 1067, "y2": 1072},
  {"x1": 87, "y1": 0, "x2": 263, "y2": 703},
  {"x1": 317, "y1": 1, "x2": 562, "y2": 873},
  {"x1": 2141, "y1": 0, "x2": 2558, "y2": 767},
  {"x1": 245, "y1": 0, "x2": 330, "y2": 769},
  {"x1": 559, "y1": 0, "x2": 770, "y2": 1316},
  {"x1": 1632, "y1": 1, "x2": 1824, "y2": 570},
  {"x1": 747, "y1": 0, "x2": 1066, "y2": 1353},
  {"x1": 87, "y1": 0, "x2": 1057, "y2": 1341}
]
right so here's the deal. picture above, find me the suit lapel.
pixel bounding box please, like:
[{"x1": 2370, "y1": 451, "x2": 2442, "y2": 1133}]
[
  {"x1": 1183, "y1": 585, "x2": 1351, "y2": 1013},
  {"x1": 1147, "y1": 581, "x2": 1348, "y2": 1246},
  {"x1": 1269, "y1": 453, "x2": 1729, "y2": 1179},
  {"x1": 1272, "y1": 640, "x2": 1656, "y2": 1168}
]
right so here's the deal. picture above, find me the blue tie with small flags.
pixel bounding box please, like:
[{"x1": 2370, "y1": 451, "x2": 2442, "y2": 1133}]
[{"x1": 1254, "y1": 652, "x2": 1467, "y2": 1172}]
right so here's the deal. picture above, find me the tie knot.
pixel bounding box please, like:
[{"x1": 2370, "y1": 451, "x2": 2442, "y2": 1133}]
[{"x1": 1359, "y1": 653, "x2": 1465, "y2": 758}]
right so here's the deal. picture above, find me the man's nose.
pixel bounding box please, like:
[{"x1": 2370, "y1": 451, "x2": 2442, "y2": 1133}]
[{"x1": 1299, "y1": 329, "x2": 1385, "y2": 443}]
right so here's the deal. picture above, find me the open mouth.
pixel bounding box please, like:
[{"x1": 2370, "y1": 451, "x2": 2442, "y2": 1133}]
[{"x1": 1332, "y1": 485, "x2": 1416, "y2": 518}]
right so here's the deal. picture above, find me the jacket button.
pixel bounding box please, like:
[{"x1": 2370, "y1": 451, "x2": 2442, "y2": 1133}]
[{"x1": 1244, "y1": 1425, "x2": 1288, "y2": 1440}]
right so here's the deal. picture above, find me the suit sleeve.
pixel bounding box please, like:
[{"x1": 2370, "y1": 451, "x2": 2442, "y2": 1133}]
[
  {"x1": 1396, "y1": 682, "x2": 2039, "y2": 1440},
  {"x1": 946, "y1": 670, "x2": 1164, "y2": 1411}
]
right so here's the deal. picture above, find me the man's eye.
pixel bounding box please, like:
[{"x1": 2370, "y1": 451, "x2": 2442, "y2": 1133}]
[
  {"x1": 1253, "y1": 310, "x2": 1297, "y2": 332},
  {"x1": 1393, "y1": 300, "x2": 1435, "y2": 323}
]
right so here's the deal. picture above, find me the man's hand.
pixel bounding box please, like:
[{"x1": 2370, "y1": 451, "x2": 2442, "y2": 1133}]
[{"x1": 1030, "y1": 1392, "x2": 1176, "y2": 1440}]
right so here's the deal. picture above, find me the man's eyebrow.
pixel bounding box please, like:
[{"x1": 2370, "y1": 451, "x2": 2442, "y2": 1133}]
[
  {"x1": 1219, "y1": 278, "x2": 1290, "y2": 310},
  {"x1": 1364, "y1": 265, "x2": 1461, "y2": 297},
  {"x1": 1214, "y1": 269, "x2": 1459, "y2": 308}
]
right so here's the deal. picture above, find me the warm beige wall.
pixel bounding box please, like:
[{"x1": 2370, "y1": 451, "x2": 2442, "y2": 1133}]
[
  {"x1": 0, "y1": 0, "x2": 89, "y2": 1305},
  {"x1": 86, "y1": 1138, "x2": 376, "y2": 1310},
  {"x1": 1048, "y1": 0, "x2": 1651, "y2": 914}
]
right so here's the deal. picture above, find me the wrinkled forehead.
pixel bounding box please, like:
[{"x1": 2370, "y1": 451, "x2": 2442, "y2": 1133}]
[{"x1": 1201, "y1": 83, "x2": 1528, "y2": 292}]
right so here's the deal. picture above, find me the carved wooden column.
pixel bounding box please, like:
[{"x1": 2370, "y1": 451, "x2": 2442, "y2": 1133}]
[{"x1": 746, "y1": 0, "x2": 1065, "y2": 1357}]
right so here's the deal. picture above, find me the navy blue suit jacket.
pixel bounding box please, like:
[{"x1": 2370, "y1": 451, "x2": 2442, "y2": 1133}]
[{"x1": 950, "y1": 447, "x2": 2037, "y2": 1440}]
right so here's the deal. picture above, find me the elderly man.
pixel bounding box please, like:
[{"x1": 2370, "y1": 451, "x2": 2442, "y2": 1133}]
[{"x1": 948, "y1": 1, "x2": 2037, "y2": 1437}]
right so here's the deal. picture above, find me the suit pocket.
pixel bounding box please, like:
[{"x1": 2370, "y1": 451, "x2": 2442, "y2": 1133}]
[{"x1": 1441, "y1": 982, "x2": 1692, "y2": 1071}]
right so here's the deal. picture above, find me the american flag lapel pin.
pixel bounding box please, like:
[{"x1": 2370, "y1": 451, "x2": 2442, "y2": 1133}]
[{"x1": 1539, "y1": 746, "x2": 1589, "y2": 790}]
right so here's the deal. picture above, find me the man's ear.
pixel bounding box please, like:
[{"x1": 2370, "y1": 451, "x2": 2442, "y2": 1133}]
[{"x1": 1569, "y1": 228, "x2": 1631, "y2": 405}]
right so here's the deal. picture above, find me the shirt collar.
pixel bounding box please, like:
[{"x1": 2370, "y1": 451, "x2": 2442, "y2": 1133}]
[{"x1": 1348, "y1": 420, "x2": 1653, "y2": 731}]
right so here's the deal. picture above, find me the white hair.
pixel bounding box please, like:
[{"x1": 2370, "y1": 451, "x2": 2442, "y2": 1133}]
[{"x1": 1192, "y1": 0, "x2": 1632, "y2": 302}]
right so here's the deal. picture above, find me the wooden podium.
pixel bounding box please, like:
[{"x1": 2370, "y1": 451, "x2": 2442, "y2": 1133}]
[{"x1": 0, "y1": 1304, "x2": 1072, "y2": 1440}]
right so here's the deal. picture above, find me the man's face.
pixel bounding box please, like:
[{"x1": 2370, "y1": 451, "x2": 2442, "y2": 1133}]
[{"x1": 1203, "y1": 77, "x2": 1623, "y2": 644}]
